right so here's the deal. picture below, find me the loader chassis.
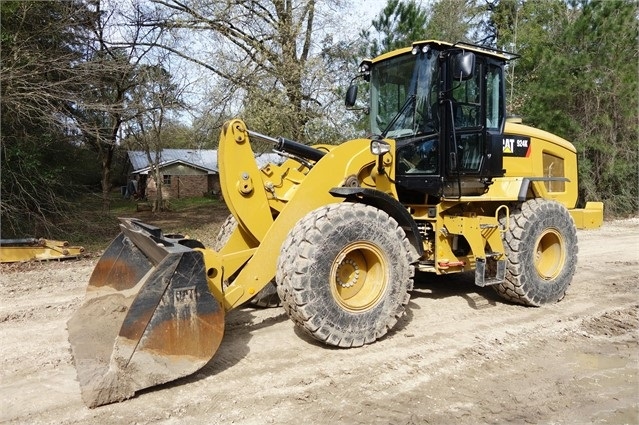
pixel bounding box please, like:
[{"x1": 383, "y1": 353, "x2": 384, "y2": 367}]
[{"x1": 68, "y1": 40, "x2": 604, "y2": 407}]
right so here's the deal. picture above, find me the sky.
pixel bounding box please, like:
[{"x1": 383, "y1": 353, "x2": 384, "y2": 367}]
[
  {"x1": 163, "y1": 0, "x2": 408, "y2": 123},
  {"x1": 350, "y1": 0, "x2": 387, "y2": 36},
  {"x1": 354, "y1": 0, "x2": 388, "y2": 22}
]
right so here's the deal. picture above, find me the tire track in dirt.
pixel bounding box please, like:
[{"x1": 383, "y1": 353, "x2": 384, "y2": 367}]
[{"x1": 73, "y1": 273, "x2": 636, "y2": 424}]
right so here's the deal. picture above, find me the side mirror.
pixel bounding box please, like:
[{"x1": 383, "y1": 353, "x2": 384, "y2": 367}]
[
  {"x1": 452, "y1": 51, "x2": 475, "y2": 81},
  {"x1": 345, "y1": 84, "x2": 358, "y2": 107}
]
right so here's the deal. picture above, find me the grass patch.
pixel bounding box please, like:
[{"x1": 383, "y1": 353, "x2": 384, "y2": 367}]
[
  {"x1": 166, "y1": 196, "x2": 219, "y2": 210},
  {"x1": 57, "y1": 193, "x2": 229, "y2": 254}
]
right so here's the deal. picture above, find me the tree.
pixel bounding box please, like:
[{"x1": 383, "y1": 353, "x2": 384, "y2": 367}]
[
  {"x1": 359, "y1": 0, "x2": 487, "y2": 58},
  {"x1": 563, "y1": 0, "x2": 638, "y2": 215},
  {"x1": 1, "y1": 0, "x2": 188, "y2": 235},
  {"x1": 144, "y1": 0, "x2": 347, "y2": 141},
  {"x1": 0, "y1": 0, "x2": 98, "y2": 236},
  {"x1": 125, "y1": 63, "x2": 186, "y2": 212},
  {"x1": 359, "y1": 0, "x2": 429, "y2": 57},
  {"x1": 71, "y1": 0, "x2": 168, "y2": 210},
  {"x1": 491, "y1": 0, "x2": 638, "y2": 215},
  {"x1": 425, "y1": 0, "x2": 485, "y2": 43}
]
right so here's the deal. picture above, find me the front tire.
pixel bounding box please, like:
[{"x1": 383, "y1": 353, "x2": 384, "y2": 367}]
[
  {"x1": 276, "y1": 203, "x2": 417, "y2": 347},
  {"x1": 495, "y1": 199, "x2": 578, "y2": 306}
]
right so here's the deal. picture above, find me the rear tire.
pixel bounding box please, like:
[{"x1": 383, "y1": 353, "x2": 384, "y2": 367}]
[
  {"x1": 276, "y1": 203, "x2": 417, "y2": 347},
  {"x1": 214, "y1": 214, "x2": 281, "y2": 308},
  {"x1": 495, "y1": 199, "x2": 578, "y2": 306}
]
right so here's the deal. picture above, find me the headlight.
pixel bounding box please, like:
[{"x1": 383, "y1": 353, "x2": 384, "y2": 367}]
[
  {"x1": 370, "y1": 140, "x2": 391, "y2": 156},
  {"x1": 411, "y1": 44, "x2": 430, "y2": 55},
  {"x1": 358, "y1": 60, "x2": 372, "y2": 76}
]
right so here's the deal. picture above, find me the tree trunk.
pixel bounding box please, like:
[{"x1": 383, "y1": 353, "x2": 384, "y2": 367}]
[{"x1": 100, "y1": 146, "x2": 114, "y2": 211}]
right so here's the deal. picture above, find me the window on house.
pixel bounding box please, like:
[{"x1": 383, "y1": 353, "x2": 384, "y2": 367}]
[{"x1": 163, "y1": 175, "x2": 171, "y2": 186}]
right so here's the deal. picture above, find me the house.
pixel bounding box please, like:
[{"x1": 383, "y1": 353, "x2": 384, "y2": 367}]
[
  {"x1": 127, "y1": 149, "x2": 219, "y2": 199},
  {"x1": 126, "y1": 149, "x2": 284, "y2": 200}
]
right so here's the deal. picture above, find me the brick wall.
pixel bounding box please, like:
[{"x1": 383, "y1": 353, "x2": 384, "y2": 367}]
[{"x1": 146, "y1": 175, "x2": 209, "y2": 199}]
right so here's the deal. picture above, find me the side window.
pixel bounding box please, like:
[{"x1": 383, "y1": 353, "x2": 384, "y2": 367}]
[
  {"x1": 451, "y1": 65, "x2": 481, "y2": 129},
  {"x1": 377, "y1": 80, "x2": 408, "y2": 128},
  {"x1": 486, "y1": 65, "x2": 503, "y2": 130},
  {"x1": 459, "y1": 133, "x2": 483, "y2": 171},
  {"x1": 396, "y1": 138, "x2": 439, "y2": 175}
]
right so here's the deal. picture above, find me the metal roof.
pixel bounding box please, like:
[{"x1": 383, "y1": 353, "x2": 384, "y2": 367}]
[
  {"x1": 128, "y1": 149, "x2": 217, "y2": 174},
  {"x1": 128, "y1": 149, "x2": 283, "y2": 174}
]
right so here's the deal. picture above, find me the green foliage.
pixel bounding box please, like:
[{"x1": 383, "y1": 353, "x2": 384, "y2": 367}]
[
  {"x1": 360, "y1": 0, "x2": 429, "y2": 57},
  {"x1": 425, "y1": 0, "x2": 484, "y2": 42},
  {"x1": 1, "y1": 124, "x2": 102, "y2": 237},
  {"x1": 1, "y1": 0, "x2": 102, "y2": 237},
  {"x1": 493, "y1": 0, "x2": 638, "y2": 215},
  {"x1": 360, "y1": 0, "x2": 485, "y2": 58},
  {"x1": 243, "y1": 88, "x2": 300, "y2": 140}
]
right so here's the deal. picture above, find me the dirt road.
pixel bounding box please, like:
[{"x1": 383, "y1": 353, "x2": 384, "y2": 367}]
[{"x1": 1, "y1": 219, "x2": 637, "y2": 424}]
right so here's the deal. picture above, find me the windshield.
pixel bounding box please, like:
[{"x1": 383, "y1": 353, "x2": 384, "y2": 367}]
[{"x1": 370, "y1": 50, "x2": 440, "y2": 138}]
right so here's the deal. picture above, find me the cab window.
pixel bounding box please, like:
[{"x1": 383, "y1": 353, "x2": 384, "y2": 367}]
[
  {"x1": 486, "y1": 65, "x2": 503, "y2": 129},
  {"x1": 451, "y1": 65, "x2": 481, "y2": 129}
]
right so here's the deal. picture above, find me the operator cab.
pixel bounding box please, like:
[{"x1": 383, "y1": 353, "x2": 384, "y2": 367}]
[{"x1": 347, "y1": 40, "x2": 512, "y2": 203}]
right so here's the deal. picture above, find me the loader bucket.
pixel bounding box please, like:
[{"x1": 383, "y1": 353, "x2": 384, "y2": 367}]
[{"x1": 67, "y1": 218, "x2": 224, "y2": 408}]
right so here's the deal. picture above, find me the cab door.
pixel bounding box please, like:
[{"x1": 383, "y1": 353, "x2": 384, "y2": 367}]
[{"x1": 442, "y1": 53, "x2": 505, "y2": 196}]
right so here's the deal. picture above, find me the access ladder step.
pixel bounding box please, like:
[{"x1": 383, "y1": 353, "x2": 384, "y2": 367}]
[{"x1": 475, "y1": 256, "x2": 506, "y2": 287}]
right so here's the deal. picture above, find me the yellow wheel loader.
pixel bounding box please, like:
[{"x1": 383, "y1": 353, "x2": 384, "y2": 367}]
[{"x1": 68, "y1": 40, "x2": 604, "y2": 407}]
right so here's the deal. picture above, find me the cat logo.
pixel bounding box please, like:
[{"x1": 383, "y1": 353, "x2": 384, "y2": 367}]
[
  {"x1": 503, "y1": 136, "x2": 531, "y2": 157},
  {"x1": 503, "y1": 142, "x2": 513, "y2": 154}
]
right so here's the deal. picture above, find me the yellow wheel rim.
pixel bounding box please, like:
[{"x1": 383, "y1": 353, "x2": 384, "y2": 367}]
[
  {"x1": 534, "y1": 228, "x2": 566, "y2": 280},
  {"x1": 330, "y1": 242, "x2": 388, "y2": 312}
]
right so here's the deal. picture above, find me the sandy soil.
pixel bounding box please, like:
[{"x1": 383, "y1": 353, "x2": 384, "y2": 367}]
[{"x1": 1, "y1": 219, "x2": 637, "y2": 425}]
